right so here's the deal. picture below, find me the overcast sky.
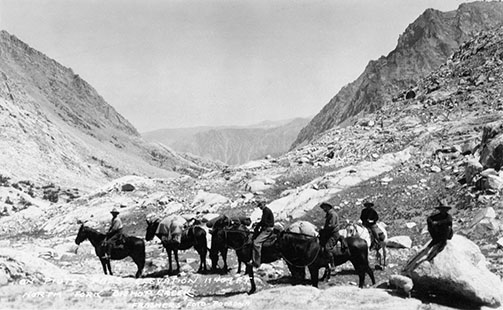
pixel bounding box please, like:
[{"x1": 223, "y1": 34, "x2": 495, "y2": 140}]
[{"x1": 0, "y1": 0, "x2": 469, "y2": 132}]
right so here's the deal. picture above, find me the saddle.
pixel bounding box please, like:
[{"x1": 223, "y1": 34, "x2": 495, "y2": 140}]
[
  {"x1": 367, "y1": 224, "x2": 385, "y2": 248},
  {"x1": 263, "y1": 231, "x2": 279, "y2": 248}
]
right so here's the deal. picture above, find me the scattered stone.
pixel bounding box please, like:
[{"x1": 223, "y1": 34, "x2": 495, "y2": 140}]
[
  {"x1": 121, "y1": 183, "x2": 135, "y2": 192},
  {"x1": 497, "y1": 237, "x2": 503, "y2": 249},
  {"x1": 389, "y1": 274, "x2": 413, "y2": 297},
  {"x1": 386, "y1": 236, "x2": 412, "y2": 249},
  {"x1": 405, "y1": 222, "x2": 417, "y2": 229},
  {"x1": 430, "y1": 166, "x2": 441, "y2": 173}
]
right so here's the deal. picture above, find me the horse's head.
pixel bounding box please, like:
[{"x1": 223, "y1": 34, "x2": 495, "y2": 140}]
[
  {"x1": 346, "y1": 223, "x2": 358, "y2": 237},
  {"x1": 212, "y1": 215, "x2": 232, "y2": 231},
  {"x1": 75, "y1": 223, "x2": 87, "y2": 245},
  {"x1": 145, "y1": 218, "x2": 160, "y2": 241}
]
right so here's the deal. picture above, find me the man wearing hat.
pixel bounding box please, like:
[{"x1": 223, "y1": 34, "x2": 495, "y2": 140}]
[
  {"x1": 319, "y1": 202, "x2": 346, "y2": 267},
  {"x1": 252, "y1": 199, "x2": 274, "y2": 267},
  {"x1": 360, "y1": 201, "x2": 381, "y2": 244},
  {"x1": 103, "y1": 207, "x2": 124, "y2": 259},
  {"x1": 427, "y1": 199, "x2": 453, "y2": 246}
]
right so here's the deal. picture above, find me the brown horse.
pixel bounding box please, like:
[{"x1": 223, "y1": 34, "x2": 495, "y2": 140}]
[
  {"x1": 74, "y1": 224, "x2": 145, "y2": 278},
  {"x1": 145, "y1": 219, "x2": 208, "y2": 273}
]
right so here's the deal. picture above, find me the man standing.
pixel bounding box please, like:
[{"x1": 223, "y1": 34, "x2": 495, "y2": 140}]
[
  {"x1": 319, "y1": 202, "x2": 346, "y2": 266},
  {"x1": 252, "y1": 200, "x2": 274, "y2": 267},
  {"x1": 103, "y1": 207, "x2": 124, "y2": 259},
  {"x1": 360, "y1": 201, "x2": 381, "y2": 245}
]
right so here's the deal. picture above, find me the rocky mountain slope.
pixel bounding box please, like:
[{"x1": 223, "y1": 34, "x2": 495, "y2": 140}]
[
  {"x1": 143, "y1": 118, "x2": 310, "y2": 165},
  {"x1": 292, "y1": 1, "x2": 503, "y2": 148},
  {"x1": 0, "y1": 31, "x2": 218, "y2": 191},
  {"x1": 2, "y1": 7, "x2": 503, "y2": 310}
]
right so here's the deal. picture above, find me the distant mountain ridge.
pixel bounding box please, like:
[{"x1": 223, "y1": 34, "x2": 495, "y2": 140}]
[
  {"x1": 292, "y1": 1, "x2": 503, "y2": 148},
  {"x1": 0, "y1": 30, "x2": 217, "y2": 190},
  {"x1": 143, "y1": 118, "x2": 311, "y2": 165}
]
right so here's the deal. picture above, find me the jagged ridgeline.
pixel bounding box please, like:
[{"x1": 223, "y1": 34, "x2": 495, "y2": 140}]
[
  {"x1": 0, "y1": 31, "x2": 220, "y2": 190},
  {"x1": 292, "y1": 1, "x2": 503, "y2": 149}
]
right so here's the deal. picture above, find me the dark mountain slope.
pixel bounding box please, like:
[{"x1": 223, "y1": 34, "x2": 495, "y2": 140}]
[{"x1": 292, "y1": 1, "x2": 503, "y2": 148}]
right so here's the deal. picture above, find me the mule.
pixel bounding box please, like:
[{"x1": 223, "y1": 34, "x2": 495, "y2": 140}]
[
  {"x1": 208, "y1": 215, "x2": 249, "y2": 274},
  {"x1": 317, "y1": 229, "x2": 375, "y2": 288},
  {"x1": 74, "y1": 224, "x2": 145, "y2": 278},
  {"x1": 145, "y1": 219, "x2": 208, "y2": 274},
  {"x1": 346, "y1": 222, "x2": 388, "y2": 268}
]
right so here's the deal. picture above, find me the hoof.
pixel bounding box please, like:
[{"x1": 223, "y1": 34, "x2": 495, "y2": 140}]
[
  {"x1": 374, "y1": 264, "x2": 384, "y2": 271},
  {"x1": 248, "y1": 288, "x2": 256, "y2": 295}
]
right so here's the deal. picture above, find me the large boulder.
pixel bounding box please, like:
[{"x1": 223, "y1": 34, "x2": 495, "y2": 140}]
[
  {"x1": 480, "y1": 122, "x2": 503, "y2": 170},
  {"x1": 403, "y1": 235, "x2": 503, "y2": 307}
]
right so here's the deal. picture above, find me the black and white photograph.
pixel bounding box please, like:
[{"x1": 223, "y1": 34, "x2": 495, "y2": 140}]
[{"x1": 1, "y1": 0, "x2": 503, "y2": 309}]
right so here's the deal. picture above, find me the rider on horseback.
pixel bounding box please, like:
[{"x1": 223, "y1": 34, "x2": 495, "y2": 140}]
[
  {"x1": 319, "y1": 202, "x2": 347, "y2": 268},
  {"x1": 252, "y1": 199, "x2": 274, "y2": 267},
  {"x1": 360, "y1": 201, "x2": 382, "y2": 247},
  {"x1": 103, "y1": 207, "x2": 125, "y2": 259}
]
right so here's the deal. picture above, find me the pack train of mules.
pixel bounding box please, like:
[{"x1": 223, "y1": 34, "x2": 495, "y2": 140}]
[{"x1": 74, "y1": 210, "x2": 388, "y2": 295}]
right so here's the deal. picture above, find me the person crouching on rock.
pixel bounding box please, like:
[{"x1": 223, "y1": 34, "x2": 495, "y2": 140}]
[
  {"x1": 252, "y1": 200, "x2": 274, "y2": 267},
  {"x1": 319, "y1": 202, "x2": 347, "y2": 268},
  {"x1": 103, "y1": 207, "x2": 124, "y2": 259},
  {"x1": 427, "y1": 199, "x2": 453, "y2": 250}
]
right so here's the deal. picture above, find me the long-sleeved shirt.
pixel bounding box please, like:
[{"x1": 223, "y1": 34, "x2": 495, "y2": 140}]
[
  {"x1": 427, "y1": 212, "x2": 453, "y2": 242},
  {"x1": 324, "y1": 208, "x2": 339, "y2": 231},
  {"x1": 360, "y1": 207, "x2": 379, "y2": 227},
  {"x1": 258, "y1": 207, "x2": 274, "y2": 229},
  {"x1": 108, "y1": 216, "x2": 123, "y2": 235}
]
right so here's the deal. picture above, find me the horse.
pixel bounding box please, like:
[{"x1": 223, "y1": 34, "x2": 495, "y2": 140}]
[
  {"x1": 145, "y1": 217, "x2": 208, "y2": 274},
  {"x1": 74, "y1": 224, "x2": 145, "y2": 278},
  {"x1": 208, "y1": 215, "x2": 249, "y2": 274},
  {"x1": 345, "y1": 221, "x2": 388, "y2": 268},
  {"x1": 316, "y1": 228, "x2": 375, "y2": 288}
]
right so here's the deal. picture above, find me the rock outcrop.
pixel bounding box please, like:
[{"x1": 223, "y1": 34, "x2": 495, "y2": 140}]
[
  {"x1": 292, "y1": 2, "x2": 503, "y2": 148},
  {"x1": 403, "y1": 235, "x2": 503, "y2": 307}
]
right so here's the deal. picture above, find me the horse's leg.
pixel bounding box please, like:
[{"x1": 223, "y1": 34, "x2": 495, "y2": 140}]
[
  {"x1": 107, "y1": 259, "x2": 113, "y2": 276},
  {"x1": 320, "y1": 262, "x2": 330, "y2": 281},
  {"x1": 357, "y1": 266, "x2": 365, "y2": 288},
  {"x1": 174, "y1": 249, "x2": 180, "y2": 273},
  {"x1": 100, "y1": 258, "x2": 108, "y2": 275},
  {"x1": 382, "y1": 243, "x2": 387, "y2": 268},
  {"x1": 222, "y1": 248, "x2": 229, "y2": 273},
  {"x1": 367, "y1": 263, "x2": 376, "y2": 285},
  {"x1": 167, "y1": 249, "x2": 173, "y2": 273},
  {"x1": 132, "y1": 251, "x2": 145, "y2": 278},
  {"x1": 309, "y1": 265, "x2": 319, "y2": 288},
  {"x1": 237, "y1": 259, "x2": 242, "y2": 274},
  {"x1": 246, "y1": 263, "x2": 256, "y2": 295}
]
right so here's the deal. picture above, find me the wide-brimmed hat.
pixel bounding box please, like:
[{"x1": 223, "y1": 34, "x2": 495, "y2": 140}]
[
  {"x1": 363, "y1": 200, "x2": 374, "y2": 207},
  {"x1": 110, "y1": 208, "x2": 120, "y2": 214},
  {"x1": 319, "y1": 202, "x2": 333, "y2": 209},
  {"x1": 436, "y1": 198, "x2": 451, "y2": 210}
]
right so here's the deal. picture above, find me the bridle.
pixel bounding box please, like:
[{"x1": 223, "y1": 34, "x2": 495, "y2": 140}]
[{"x1": 222, "y1": 227, "x2": 253, "y2": 251}]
